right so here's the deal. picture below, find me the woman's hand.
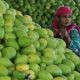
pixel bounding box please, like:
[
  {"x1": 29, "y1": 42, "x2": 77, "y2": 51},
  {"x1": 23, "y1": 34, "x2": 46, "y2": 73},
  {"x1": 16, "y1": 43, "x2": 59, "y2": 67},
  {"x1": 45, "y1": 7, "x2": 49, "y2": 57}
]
[
  {"x1": 59, "y1": 28, "x2": 68, "y2": 38},
  {"x1": 59, "y1": 28, "x2": 71, "y2": 43},
  {"x1": 53, "y1": 28, "x2": 69, "y2": 38}
]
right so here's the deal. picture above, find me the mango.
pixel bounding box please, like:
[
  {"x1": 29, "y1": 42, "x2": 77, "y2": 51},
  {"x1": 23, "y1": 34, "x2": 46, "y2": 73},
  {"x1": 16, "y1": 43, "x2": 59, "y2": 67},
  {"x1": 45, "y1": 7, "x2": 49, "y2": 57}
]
[
  {"x1": 0, "y1": 57, "x2": 13, "y2": 68},
  {"x1": 0, "y1": 65, "x2": 8, "y2": 76},
  {"x1": 2, "y1": 47, "x2": 16, "y2": 59},
  {"x1": 38, "y1": 70, "x2": 53, "y2": 80},
  {"x1": 14, "y1": 54, "x2": 28, "y2": 64},
  {"x1": 12, "y1": 71, "x2": 25, "y2": 80}
]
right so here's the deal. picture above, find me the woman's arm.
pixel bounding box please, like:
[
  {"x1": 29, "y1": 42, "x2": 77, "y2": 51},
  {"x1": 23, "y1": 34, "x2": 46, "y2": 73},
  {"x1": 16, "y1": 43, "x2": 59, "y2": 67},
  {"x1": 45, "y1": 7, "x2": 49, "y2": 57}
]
[{"x1": 68, "y1": 28, "x2": 80, "y2": 56}]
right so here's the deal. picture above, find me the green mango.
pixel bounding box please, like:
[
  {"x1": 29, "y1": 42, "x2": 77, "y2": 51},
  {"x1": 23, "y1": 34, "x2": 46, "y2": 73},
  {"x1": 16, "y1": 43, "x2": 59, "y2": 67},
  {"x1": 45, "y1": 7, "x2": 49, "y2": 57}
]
[
  {"x1": 0, "y1": 0, "x2": 6, "y2": 14},
  {"x1": 0, "y1": 76, "x2": 11, "y2": 80},
  {"x1": 4, "y1": 18, "x2": 13, "y2": 25},
  {"x1": 0, "y1": 57, "x2": 13, "y2": 68},
  {"x1": 21, "y1": 45, "x2": 36, "y2": 55},
  {"x1": 37, "y1": 38, "x2": 47, "y2": 51},
  {"x1": 16, "y1": 64, "x2": 29, "y2": 72},
  {"x1": 2, "y1": 1, "x2": 9, "y2": 10},
  {"x1": 24, "y1": 15, "x2": 33, "y2": 23},
  {"x1": 30, "y1": 63, "x2": 40, "y2": 73},
  {"x1": 25, "y1": 70, "x2": 36, "y2": 80},
  {"x1": 28, "y1": 53, "x2": 41, "y2": 64},
  {"x1": 4, "y1": 14, "x2": 14, "y2": 22},
  {"x1": 5, "y1": 39, "x2": 20, "y2": 50},
  {"x1": 15, "y1": 29, "x2": 28, "y2": 38},
  {"x1": 13, "y1": 18, "x2": 23, "y2": 26},
  {"x1": 25, "y1": 23, "x2": 35, "y2": 31},
  {"x1": 12, "y1": 71, "x2": 25, "y2": 80},
  {"x1": 28, "y1": 31, "x2": 39, "y2": 42},
  {"x1": 4, "y1": 24, "x2": 13, "y2": 32},
  {"x1": 16, "y1": 15, "x2": 26, "y2": 24},
  {"x1": 0, "y1": 65, "x2": 8, "y2": 76},
  {"x1": 43, "y1": 47, "x2": 57, "y2": 59},
  {"x1": 14, "y1": 24, "x2": 28, "y2": 33},
  {"x1": 73, "y1": 71, "x2": 80, "y2": 78},
  {"x1": 6, "y1": 8, "x2": 16, "y2": 17},
  {"x1": 4, "y1": 32, "x2": 16, "y2": 40},
  {"x1": 58, "y1": 64, "x2": 71, "y2": 75},
  {"x1": 46, "y1": 29, "x2": 54, "y2": 38},
  {"x1": 35, "y1": 28, "x2": 48, "y2": 38},
  {"x1": 54, "y1": 55, "x2": 63, "y2": 64},
  {"x1": 67, "y1": 74, "x2": 74, "y2": 80},
  {"x1": 33, "y1": 23, "x2": 41, "y2": 29},
  {"x1": 18, "y1": 37, "x2": 33, "y2": 47},
  {"x1": 38, "y1": 70, "x2": 53, "y2": 80},
  {"x1": 40, "y1": 63, "x2": 46, "y2": 70},
  {"x1": 33, "y1": 41, "x2": 40, "y2": 50},
  {"x1": 46, "y1": 64, "x2": 62, "y2": 76},
  {"x1": 46, "y1": 37, "x2": 59, "y2": 49},
  {"x1": 56, "y1": 45, "x2": 65, "y2": 54},
  {"x1": 56, "y1": 46, "x2": 65, "y2": 60},
  {"x1": 57, "y1": 38, "x2": 66, "y2": 48},
  {"x1": 2, "y1": 47, "x2": 16, "y2": 59},
  {"x1": 62, "y1": 59, "x2": 75, "y2": 71},
  {"x1": 14, "y1": 54, "x2": 28, "y2": 64},
  {"x1": 42, "y1": 56, "x2": 53, "y2": 65},
  {"x1": 65, "y1": 51, "x2": 80, "y2": 66}
]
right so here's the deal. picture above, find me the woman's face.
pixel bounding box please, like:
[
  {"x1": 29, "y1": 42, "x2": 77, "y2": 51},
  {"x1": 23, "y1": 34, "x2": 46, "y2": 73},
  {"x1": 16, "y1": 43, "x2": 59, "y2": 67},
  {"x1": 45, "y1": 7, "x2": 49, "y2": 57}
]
[{"x1": 58, "y1": 14, "x2": 71, "y2": 27}]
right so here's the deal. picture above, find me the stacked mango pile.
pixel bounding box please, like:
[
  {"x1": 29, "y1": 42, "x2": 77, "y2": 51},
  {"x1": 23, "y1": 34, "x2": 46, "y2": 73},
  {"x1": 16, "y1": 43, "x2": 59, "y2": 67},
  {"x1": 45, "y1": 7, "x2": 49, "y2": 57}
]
[{"x1": 0, "y1": 0, "x2": 80, "y2": 80}]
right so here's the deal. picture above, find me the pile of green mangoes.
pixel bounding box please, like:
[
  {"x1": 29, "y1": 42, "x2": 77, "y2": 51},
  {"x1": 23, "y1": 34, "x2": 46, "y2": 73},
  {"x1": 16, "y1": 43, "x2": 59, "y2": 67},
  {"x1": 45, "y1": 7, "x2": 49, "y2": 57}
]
[
  {"x1": 4, "y1": 0, "x2": 80, "y2": 28},
  {"x1": 0, "y1": 0, "x2": 80, "y2": 80},
  {"x1": 73, "y1": 0, "x2": 80, "y2": 26}
]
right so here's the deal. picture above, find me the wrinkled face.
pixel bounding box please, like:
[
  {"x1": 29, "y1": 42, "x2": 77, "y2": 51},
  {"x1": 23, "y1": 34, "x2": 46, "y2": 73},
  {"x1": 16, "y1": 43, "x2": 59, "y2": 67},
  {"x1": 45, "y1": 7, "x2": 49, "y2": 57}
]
[{"x1": 58, "y1": 14, "x2": 71, "y2": 27}]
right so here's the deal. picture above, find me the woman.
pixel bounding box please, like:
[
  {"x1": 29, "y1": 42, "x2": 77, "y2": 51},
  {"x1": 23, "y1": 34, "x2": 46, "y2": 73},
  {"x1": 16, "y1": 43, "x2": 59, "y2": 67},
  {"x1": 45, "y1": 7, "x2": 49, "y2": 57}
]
[{"x1": 52, "y1": 5, "x2": 80, "y2": 56}]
